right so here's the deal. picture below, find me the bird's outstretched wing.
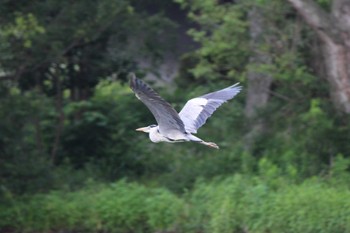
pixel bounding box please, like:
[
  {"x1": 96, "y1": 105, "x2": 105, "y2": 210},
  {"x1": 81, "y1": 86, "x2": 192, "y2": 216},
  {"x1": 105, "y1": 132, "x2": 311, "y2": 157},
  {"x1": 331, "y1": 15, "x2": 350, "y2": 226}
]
[
  {"x1": 179, "y1": 83, "x2": 242, "y2": 134},
  {"x1": 129, "y1": 74, "x2": 186, "y2": 136}
]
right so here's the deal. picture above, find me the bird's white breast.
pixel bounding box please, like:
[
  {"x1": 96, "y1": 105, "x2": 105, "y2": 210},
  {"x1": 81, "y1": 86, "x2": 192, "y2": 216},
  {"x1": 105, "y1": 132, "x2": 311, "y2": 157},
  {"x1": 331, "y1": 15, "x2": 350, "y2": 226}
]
[
  {"x1": 149, "y1": 127, "x2": 165, "y2": 143},
  {"x1": 149, "y1": 127, "x2": 189, "y2": 143}
]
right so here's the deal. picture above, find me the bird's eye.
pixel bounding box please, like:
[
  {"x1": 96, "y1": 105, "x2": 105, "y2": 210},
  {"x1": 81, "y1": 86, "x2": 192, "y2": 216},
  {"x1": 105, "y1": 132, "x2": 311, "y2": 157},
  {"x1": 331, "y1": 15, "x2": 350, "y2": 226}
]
[{"x1": 150, "y1": 124, "x2": 157, "y2": 128}]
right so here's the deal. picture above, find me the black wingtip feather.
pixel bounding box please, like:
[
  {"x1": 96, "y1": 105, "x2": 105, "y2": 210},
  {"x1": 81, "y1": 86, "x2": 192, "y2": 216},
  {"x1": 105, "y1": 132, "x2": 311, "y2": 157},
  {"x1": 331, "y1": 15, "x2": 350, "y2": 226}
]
[
  {"x1": 129, "y1": 73, "x2": 148, "y2": 93},
  {"x1": 129, "y1": 74, "x2": 159, "y2": 98}
]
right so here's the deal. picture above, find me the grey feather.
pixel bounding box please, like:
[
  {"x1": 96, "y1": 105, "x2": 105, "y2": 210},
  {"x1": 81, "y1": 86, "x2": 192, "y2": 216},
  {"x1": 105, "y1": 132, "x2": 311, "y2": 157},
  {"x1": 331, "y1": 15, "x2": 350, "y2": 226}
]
[
  {"x1": 179, "y1": 83, "x2": 242, "y2": 133},
  {"x1": 129, "y1": 74, "x2": 186, "y2": 137}
]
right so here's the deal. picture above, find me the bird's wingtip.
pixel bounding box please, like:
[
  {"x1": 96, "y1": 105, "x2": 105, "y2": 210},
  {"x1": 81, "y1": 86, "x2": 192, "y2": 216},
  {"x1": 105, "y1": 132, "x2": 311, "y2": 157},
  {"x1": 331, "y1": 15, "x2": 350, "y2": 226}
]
[
  {"x1": 231, "y1": 82, "x2": 241, "y2": 87},
  {"x1": 230, "y1": 82, "x2": 242, "y2": 91},
  {"x1": 129, "y1": 72, "x2": 137, "y2": 88},
  {"x1": 128, "y1": 72, "x2": 136, "y2": 81}
]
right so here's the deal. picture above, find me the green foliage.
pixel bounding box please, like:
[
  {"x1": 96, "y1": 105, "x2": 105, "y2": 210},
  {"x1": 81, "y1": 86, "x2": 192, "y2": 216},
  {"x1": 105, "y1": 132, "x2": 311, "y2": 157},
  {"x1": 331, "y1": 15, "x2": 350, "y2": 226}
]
[
  {"x1": 176, "y1": 0, "x2": 249, "y2": 81},
  {"x1": 0, "y1": 180, "x2": 184, "y2": 233},
  {"x1": 180, "y1": 175, "x2": 350, "y2": 233},
  {"x1": 0, "y1": 88, "x2": 56, "y2": 194},
  {"x1": 2, "y1": 177, "x2": 350, "y2": 233},
  {"x1": 0, "y1": 0, "x2": 178, "y2": 93},
  {"x1": 0, "y1": 0, "x2": 179, "y2": 192},
  {"x1": 316, "y1": 0, "x2": 332, "y2": 10},
  {"x1": 1, "y1": 13, "x2": 45, "y2": 48},
  {"x1": 260, "y1": 183, "x2": 350, "y2": 233},
  {"x1": 60, "y1": 80, "x2": 157, "y2": 179},
  {"x1": 328, "y1": 154, "x2": 350, "y2": 187}
]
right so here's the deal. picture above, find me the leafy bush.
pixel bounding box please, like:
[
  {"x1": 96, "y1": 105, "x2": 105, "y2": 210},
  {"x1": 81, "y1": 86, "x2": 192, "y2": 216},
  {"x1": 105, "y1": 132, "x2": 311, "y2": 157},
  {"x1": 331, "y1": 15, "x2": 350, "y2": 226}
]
[
  {"x1": 2, "y1": 176, "x2": 350, "y2": 233},
  {"x1": 180, "y1": 175, "x2": 350, "y2": 233},
  {"x1": 0, "y1": 180, "x2": 184, "y2": 233}
]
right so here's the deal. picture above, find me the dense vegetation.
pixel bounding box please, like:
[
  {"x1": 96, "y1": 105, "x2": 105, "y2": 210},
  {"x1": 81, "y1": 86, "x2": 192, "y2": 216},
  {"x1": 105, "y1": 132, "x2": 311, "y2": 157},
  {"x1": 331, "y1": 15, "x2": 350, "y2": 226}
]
[
  {"x1": 1, "y1": 0, "x2": 350, "y2": 232},
  {"x1": 2, "y1": 174, "x2": 350, "y2": 233}
]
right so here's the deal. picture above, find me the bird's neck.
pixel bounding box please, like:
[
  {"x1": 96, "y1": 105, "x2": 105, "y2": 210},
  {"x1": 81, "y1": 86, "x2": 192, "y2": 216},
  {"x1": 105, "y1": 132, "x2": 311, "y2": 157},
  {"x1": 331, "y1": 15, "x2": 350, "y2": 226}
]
[{"x1": 149, "y1": 127, "x2": 165, "y2": 143}]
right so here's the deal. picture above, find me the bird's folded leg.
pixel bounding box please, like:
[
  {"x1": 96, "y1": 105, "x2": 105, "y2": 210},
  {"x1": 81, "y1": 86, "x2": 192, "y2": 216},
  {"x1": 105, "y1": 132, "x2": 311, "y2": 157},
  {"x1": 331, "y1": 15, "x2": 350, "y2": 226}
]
[{"x1": 200, "y1": 141, "x2": 219, "y2": 149}]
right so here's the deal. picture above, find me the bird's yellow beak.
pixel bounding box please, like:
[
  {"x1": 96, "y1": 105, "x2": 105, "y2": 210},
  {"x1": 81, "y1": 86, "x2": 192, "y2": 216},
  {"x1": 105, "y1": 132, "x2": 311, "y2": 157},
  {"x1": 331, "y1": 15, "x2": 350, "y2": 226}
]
[{"x1": 136, "y1": 127, "x2": 148, "y2": 132}]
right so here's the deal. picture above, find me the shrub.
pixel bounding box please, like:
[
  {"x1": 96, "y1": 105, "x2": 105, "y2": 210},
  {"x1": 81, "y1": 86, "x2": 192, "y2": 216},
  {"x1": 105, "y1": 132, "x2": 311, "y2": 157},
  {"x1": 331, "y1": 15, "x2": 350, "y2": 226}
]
[
  {"x1": 0, "y1": 180, "x2": 184, "y2": 233},
  {"x1": 2, "y1": 176, "x2": 350, "y2": 233},
  {"x1": 180, "y1": 175, "x2": 350, "y2": 233}
]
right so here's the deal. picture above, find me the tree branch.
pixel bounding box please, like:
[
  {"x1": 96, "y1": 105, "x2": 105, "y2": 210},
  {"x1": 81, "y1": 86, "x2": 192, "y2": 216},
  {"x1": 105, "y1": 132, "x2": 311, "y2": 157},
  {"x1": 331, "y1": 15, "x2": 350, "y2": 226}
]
[{"x1": 287, "y1": 0, "x2": 341, "y2": 43}]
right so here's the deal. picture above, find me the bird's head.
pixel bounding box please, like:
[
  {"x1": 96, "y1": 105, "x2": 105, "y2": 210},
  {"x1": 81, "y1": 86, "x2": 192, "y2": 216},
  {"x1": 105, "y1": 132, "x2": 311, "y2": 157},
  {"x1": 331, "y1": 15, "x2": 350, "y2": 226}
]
[{"x1": 135, "y1": 124, "x2": 157, "y2": 133}]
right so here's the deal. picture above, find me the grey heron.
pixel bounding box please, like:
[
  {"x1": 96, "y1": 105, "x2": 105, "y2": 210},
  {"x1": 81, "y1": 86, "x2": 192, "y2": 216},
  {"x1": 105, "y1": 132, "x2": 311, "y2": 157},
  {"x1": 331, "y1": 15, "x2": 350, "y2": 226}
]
[{"x1": 130, "y1": 74, "x2": 242, "y2": 149}]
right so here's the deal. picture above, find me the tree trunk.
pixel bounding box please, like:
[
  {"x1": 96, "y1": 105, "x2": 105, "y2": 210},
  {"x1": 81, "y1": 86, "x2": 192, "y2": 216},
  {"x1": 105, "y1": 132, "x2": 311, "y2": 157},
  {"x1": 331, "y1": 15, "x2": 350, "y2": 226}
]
[
  {"x1": 245, "y1": 5, "x2": 272, "y2": 118},
  {"x1": 244, "y1": 4, "x2": 273, "y2": 151},
  {"x1": 287, "y1": 0, "x2": 350, "y2": 114}
]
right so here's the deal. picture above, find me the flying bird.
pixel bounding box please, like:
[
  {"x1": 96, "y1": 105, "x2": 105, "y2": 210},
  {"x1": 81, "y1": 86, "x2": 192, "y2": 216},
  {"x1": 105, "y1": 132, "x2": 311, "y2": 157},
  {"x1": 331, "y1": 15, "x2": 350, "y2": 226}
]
[{"x1": 129, "y1": 73, "x2": 242, "y2": 149}]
